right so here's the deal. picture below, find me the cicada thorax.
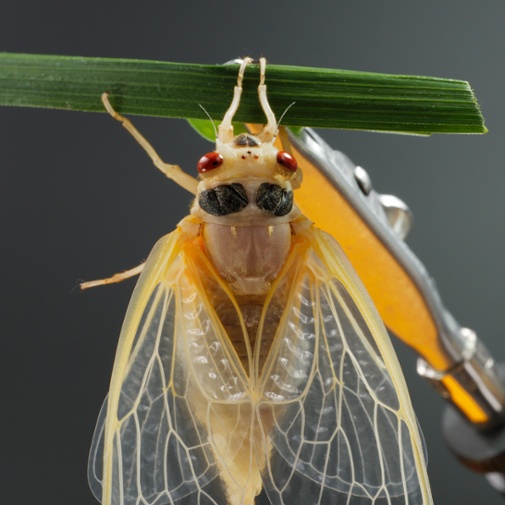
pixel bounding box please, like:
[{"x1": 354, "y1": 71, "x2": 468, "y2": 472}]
[{"x1": 191, "y1": 132, "x2": 300, "y2": 374}]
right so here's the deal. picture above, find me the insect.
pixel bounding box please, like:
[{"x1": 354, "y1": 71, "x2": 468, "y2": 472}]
[{"x1": 87, "y1": 58, "x2": 433, "y2": 505}]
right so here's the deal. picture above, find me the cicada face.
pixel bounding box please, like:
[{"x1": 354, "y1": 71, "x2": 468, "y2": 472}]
[
  {"x1": 88, "y1": 58, "x2": 433, "y2": 505},
  {"x1": 193, "y1": 133, "x2": 299, "y2": 222}
]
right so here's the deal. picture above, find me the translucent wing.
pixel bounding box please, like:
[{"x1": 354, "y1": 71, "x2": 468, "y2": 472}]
[
  {"x1": 257, "y1": 225, "x2": 432, "y2": 505},
  {"x1": 88, "y1": 227, "x2": 258, "y2": 505},
  {"x1": 88, "y1": 219, "x2": 432, "y2": 505}
]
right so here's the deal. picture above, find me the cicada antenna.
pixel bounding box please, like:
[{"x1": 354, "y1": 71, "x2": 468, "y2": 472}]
[
  {"x1": 198, "y1": 104, "x2": 218, "y2": 139},
  {"x1": 277, "y1": 101, "x2": 296, "y2": 129}
]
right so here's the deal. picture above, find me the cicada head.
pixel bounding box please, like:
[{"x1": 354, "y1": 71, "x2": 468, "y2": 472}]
[
  {"x1": 197, "y1": 132, "x2": 298, "y2": 184},
  {"x1": 192, "y1": 58, "x2": 302, "y2": 224}
]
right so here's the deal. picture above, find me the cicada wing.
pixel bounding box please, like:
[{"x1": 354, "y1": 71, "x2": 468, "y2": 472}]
[
  {"x1": 88, "y1": 229, "x2": 252, "y2": 505},
  {"x1": 88, "y1": 395, "x2": 107, "y2": 500},
  {"x1": 257, "y1": 227, "x2": 432, "y2": 505}
]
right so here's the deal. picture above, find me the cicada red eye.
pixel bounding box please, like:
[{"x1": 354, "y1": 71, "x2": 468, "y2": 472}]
[
  {"x1": 197, "y1": 152, "x2": 224, "y2": 173},
  {"x1": 276, "y1": 151, "x2": 298, "y2": 172}
]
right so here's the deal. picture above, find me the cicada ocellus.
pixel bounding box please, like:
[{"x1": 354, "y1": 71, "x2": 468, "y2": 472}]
[{"x1": 87, "y1": 58, "x2": 432, "y2": 505}]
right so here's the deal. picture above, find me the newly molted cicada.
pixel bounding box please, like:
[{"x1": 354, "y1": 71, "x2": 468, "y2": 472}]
[{"x1": 87, "y1": 58, "x2": 432, "y2": 505}]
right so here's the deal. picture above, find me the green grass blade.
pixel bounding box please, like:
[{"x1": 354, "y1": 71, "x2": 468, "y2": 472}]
[{"x1": 0, "y1": 52, "x2": 486, "y2": 135}]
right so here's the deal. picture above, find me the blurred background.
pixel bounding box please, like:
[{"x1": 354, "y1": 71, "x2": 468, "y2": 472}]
[{"x1": 1, "y1": 1, "x2": 504, "y2": 504}]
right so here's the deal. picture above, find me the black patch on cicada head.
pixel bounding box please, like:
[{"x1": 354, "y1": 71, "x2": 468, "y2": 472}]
[
  {"x1": 255, "y1": 183, "x2": 293, "y2": 216},
  {"x1": 199, "y1": 183, "x2": 248, "y2": 216},
  {"x1": 234, "y1": 133, "x2": 260, "y2": 147}
]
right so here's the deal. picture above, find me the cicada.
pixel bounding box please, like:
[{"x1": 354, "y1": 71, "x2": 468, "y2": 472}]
[{"x1": 87, "y1": 58, "x2": 433, "y2": 505}]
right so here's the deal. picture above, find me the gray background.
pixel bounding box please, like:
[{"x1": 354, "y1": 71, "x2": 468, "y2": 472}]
[{"x1": 1, "y1": 1, "x2": 504, "y2": 504}]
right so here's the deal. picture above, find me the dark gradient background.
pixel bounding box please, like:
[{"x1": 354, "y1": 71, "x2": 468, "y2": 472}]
[{"x1": 1, "y1": 2, "x2": 504, "y2": 504}]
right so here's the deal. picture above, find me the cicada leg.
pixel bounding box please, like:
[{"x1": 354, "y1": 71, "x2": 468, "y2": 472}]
[
  {"x1": 79, "y1": 262, "x2": 145, "y2": 290},
  {"x1": 256, "y1": 57, "x2": 277, "y2": 144},
  {"x1": 101, "y1": 92, "x2": 198, "y2": 195},
  {"x1": 218, "y1": 56, "x2": 254, "y2": 144}
]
